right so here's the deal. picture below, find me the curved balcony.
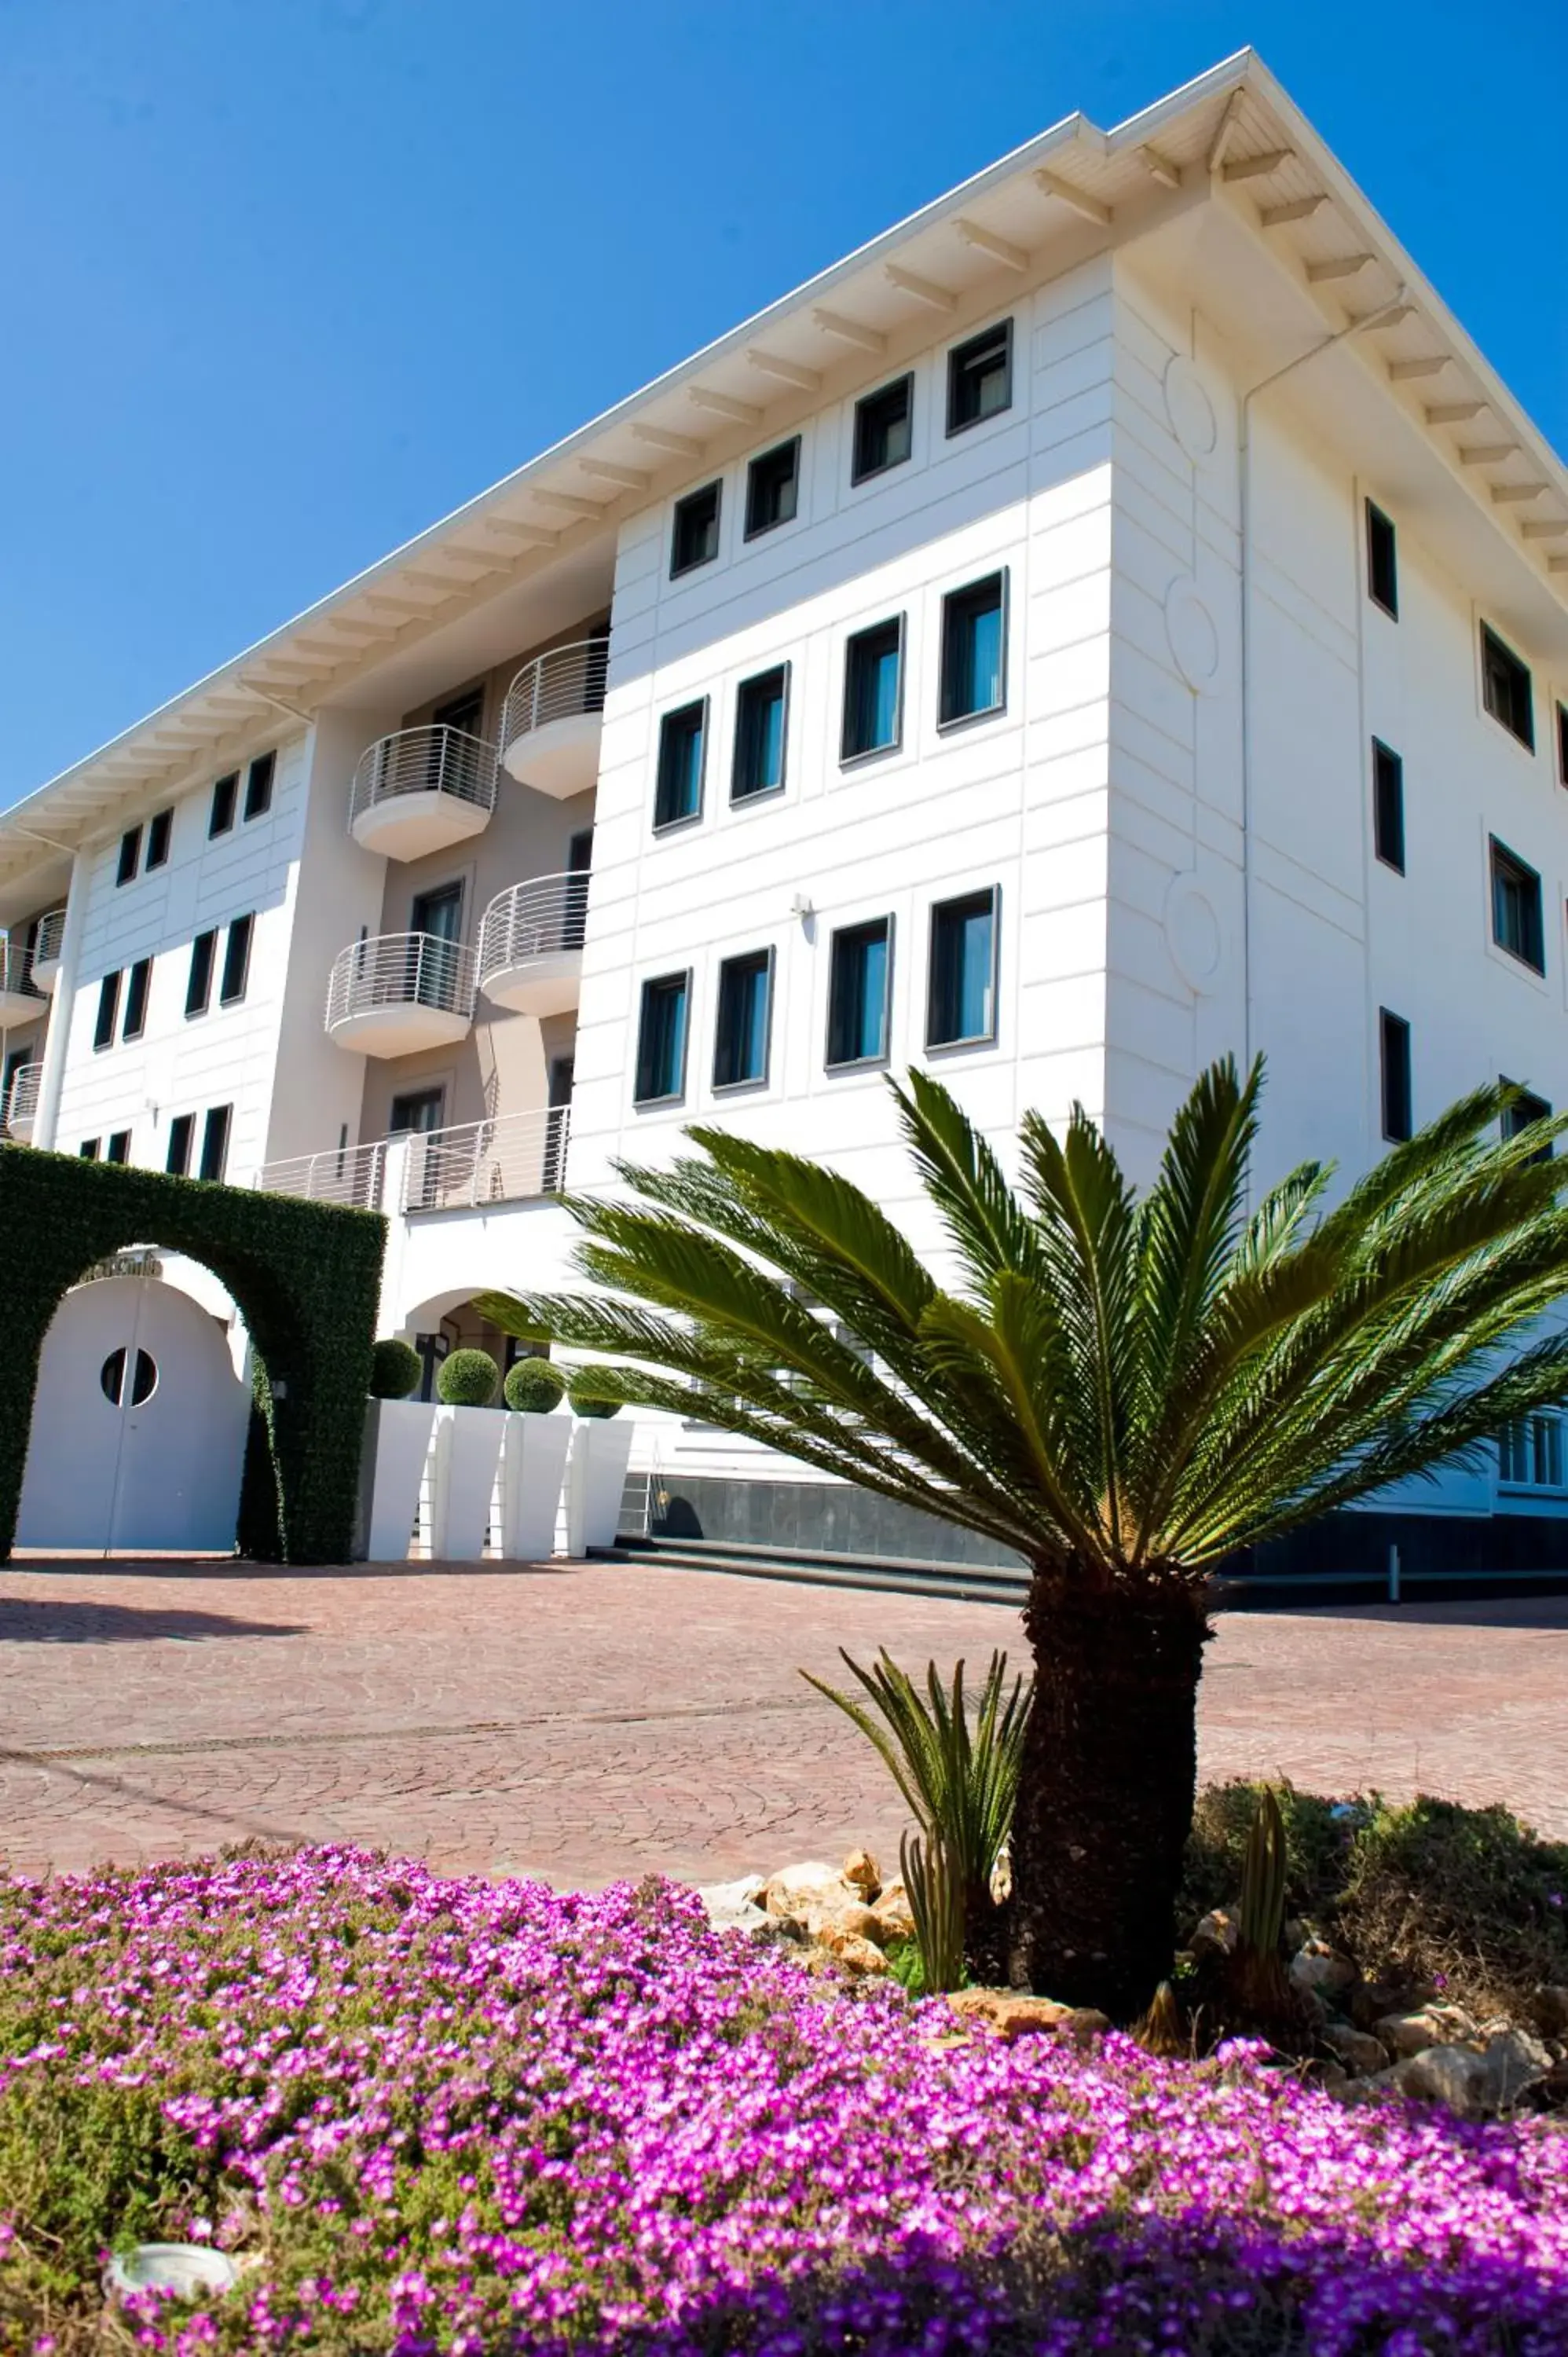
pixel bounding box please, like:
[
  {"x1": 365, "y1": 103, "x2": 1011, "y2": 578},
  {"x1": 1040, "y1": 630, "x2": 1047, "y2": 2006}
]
[
  {"x1": 499, "y1": 638, "x2": 608, "y2": 799},
  {"x1": 29, "y1": 909, "x2": 67, "y2": 995},
  {"x1": 324, "y1": 931, "x2": 476, "y2": 1058},
  {"x1": 0, "y1": 936, "x2": 43, "y2": 1024},
  {"x1": 478, "y1": 871, "x2": 589, "y2": 1017},
  {"x1": 349, "y1": 725, "x2": 498, "y2": 861},
  {"x1": 3, "y1": 1062, "x2": 41, "y2": 1141}
]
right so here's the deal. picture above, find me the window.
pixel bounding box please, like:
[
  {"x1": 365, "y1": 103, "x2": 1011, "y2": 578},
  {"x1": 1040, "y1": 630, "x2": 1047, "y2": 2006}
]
[
  {"x1": 1482, "y1": 625, "x2": 1534, "y2": 750},
  {"x1": 732, "y1": 665, "x2": 789, "y2": 801},
  {"x1": 1558, "y1": 703, "x2": 1568, "y2": 789},
  {"x1": 841, "y1": 617, "x2": 903, "y2": 761},
  {"x1": 116, "y1": 826, "x2": 142, "y2": 887},
  {"x1": 654, "y1": 700, "x2": 706, "y2": 830},
  {"x1": 166, "y1": 1113, "x2": 195, "y2": 1177},
  {"x1": 852, "y1": 374, "x2": 913, "y2": 484},
  {"x1": 1502, "y1": 1081, "x2": 1552, "y2": 1163},
  {"x1": 1499, "y1": 1413, "x2": 1566, "y2": 1490},
  {"x1": 745, "y1": 438, "x2": 800, "y2": 538},
  {"x1": 1372, "y1": 740, "x2": 1405, "y2": 873},
  {"x1": 146, "y1": 808, "x2": 172, "y2": 871},
  {"x1": 389, "y1": 1088, "x2": 445, "y2": 1134},
  {"x1": 634, "y1": 972, "x2": 691, "y2": 1105},
  {"x1": 243, "y1": 750, "x2": 276, "y2": 820},
  {"x1": 123, "y1": 958, "x2": 152, "y2": 1043},
  {"x1": 940, "y1": 572, "x2": 1006, "y2": 725},
  {"x1": 185, "y1": 930, "x2": 217, "y2": 1017},
  {"x1": 220, "y1": 914, "x2": 254, "y2": 1005},
  {"x1": 826, "y1": 917, "x2": 893, "y2": 1069},
  {"x1": 1489, "y1": 838, "x2": 1544, "y2": 972},
  {"x1": 79, "y1": 1138, "x2": 101, "y2": 1160},
  {"x1": 1379, "y1": 1009, "x2": 1412, "y2": 1143},
  {"x1": 927, "y1": 889, "x2": 998, "y2": 1049},
  {"x1": 713, "y1": 949, "x2": 773, "y2": 1090},
  {"x1": 947, "y1": 320, "x2": 1012, "y2": 435},
  {"x1": 1365, "y1": 500, "x2": 1398, "y2": 618},
  {"x1": 209, "y1": 772, "x2": 239, "y2": 837},
  {"x1": 93, "y1": 970, "x2": 121, "y2": 1050},
  {"x1": 106, "y1": 1129, "x2": 131, "y2": 1166},
  {"x1": 671, "y1": 481, "x2": 721, "y2": 577},
  {"x1": 198, "y1": 1104, "x2": 232, "y2": 1183}
]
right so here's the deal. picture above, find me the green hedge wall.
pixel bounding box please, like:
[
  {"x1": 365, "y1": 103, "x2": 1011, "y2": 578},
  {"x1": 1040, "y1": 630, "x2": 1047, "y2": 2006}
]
[{"x1": 0, "y1": 1145, "x2": 385, "y2": 1565}]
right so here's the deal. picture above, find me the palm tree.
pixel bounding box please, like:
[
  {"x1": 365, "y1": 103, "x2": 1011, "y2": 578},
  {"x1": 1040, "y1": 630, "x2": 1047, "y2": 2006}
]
[{"x1": 476, "y1": 1059, "x2": 1568, "y2": 2018}]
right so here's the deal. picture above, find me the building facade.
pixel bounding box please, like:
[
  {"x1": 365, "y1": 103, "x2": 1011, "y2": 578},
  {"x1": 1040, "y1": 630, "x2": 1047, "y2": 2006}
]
[{"x1": 5, "y1": 52, "x2": 1568, "y2": 1565}]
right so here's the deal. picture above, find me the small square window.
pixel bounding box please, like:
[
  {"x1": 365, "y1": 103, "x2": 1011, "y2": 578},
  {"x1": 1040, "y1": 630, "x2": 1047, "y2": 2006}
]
[
  {"x1": 106, "y1": 1129, "x2": 131, "y2": 1166},
  {"x1": 927, "y1": 889, "x2": 998, "y2": 1049},
  {"x1": 841, "y1": 618, "x2": 904, "y2": 762},
  {"x1": 852, "y1": 375, "x2": 913, "y2": 484},
  {"x1": 243, "y1": 750, "x2": 276, "y2": 820},
  {"x1": 732, "y1": 666, "x2": 789, "y2": 801},
  {"x1": 940, "y1": 572, "x2": 1006, "y2": 726},
  {"x1": 209, "y1": 772, "x2": 239, "y2": 838},
  {"x1": 220, "y1": 914, "x2": 254, "y2": 1006},
  {"x1": 654, "y1": 700, "x2": 707, "y2": 830},
  {"x1": 146, "y1": 808, "x2": 172, "y2": 871},
  {"x1": 185, "y1": 930, "x2": 217, "y2": 1018},
  {"x1": 199, "y1": 1104, "x2": 232, "y2": 1183},
  {"x1": 1379, "y1": 1009, "x2": 1412, "y2": 1143},
  {"x1": 79, "y1": 1138, "x2": 101, "y2": 1160},
  {"x1": 671, "y1": 482, "x2": 722, "y2": 577},
  {"x1": 1501, "y1": 1080, "x2": 1553, "y2": 1164},
  {"x1": 166, "y1": 1113, "x2": 195, "y2": 1177},
  {"x1": 116, "y1": 827, "x2": 142, "y2": 887},
  {"x1": 826, "y1": 917, "x2": 893, "y2": 1069},
  {"x1": 1366, "y1": 500, "x2": 1398, "y2": 618},
  {"x1": 122, "y1": 958, "x2": 152, "y2": 1043},
  {"x1": 947, "y1": 321, "x2": 1012, "y2": 436},
  {"x1": 1372, "y1": 740, "x2": 1405, "y2": 873},
  {"x1": 1489, "y1": 838, "x2": 1544, "y2": 972},
  {"x1": 745, "y1": 438, "x2": 800, "y2": 539},
  {"x1": 1482, "y1": 625, "x2": 1534, "y2": 750},
  {"x1": 93, "y1": 970, "x2": 122, "y2": 1051},
  {"x1": 713, "y1": 948, "x2": 774, "y2": 1090},
  {"x1": 634, "y1": 972, "x2": 691, "y2": 1105}
]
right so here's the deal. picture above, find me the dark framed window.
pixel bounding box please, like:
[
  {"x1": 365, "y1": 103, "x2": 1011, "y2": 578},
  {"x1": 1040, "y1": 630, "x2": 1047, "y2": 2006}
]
[
  {"x1": 1489, "y1": 838, "x2": 1544, "y2": 972},
  {"x1": 1502, "y1": 1081, "x2": 1553, "y2": 1164},
  {"x1": 927, "y1": 888, "x2": 998, "y2": 1049},
  {"x1": 79, "y1": 1138, "x2": 101, "y2": 1160},
  {"x1": 209, "y1": 772, "x2": 239, "y2": 838},
  {"x1": 122, "y1": 958, "x2": 152, "y2": 1042},
  {"x1": 146, "y1": 808, "x2": 172, "y2": 871},
  {"x1": 1365, "y1": 500, "x2": 1398, "y2": 618},
  {"x1": 634, "y1": 971, "x2": 691, "y2": 1105},
  {"x1": 826, "y1": 917, "x2": 893, "y2": 1069},
  {"x1": 220, "y1": 914, "x2": 254, "y2": 1006},
  {"x1": 654, "y1": 700, "x2": 707, "y2": 830},
  {"x1": 185, "y1": 929, "x2": 217, "y2": 1017},
  {"x1": 1558, "y1": 703, "x2": 1568, "y2": 789},
  {"x1": 745, "y1": 438, "x2": 800, "y2": 539},
  {"x1": 713, "y1": 948, "x2": 774, "y2": 1091},
  {"x1": 106, "y1": 1129, "x2": 131, "y2": 1166},
  {"x1": 389, "y1": 1087, "x2": 445, "y2": 1134},
  {"x1": 732, "y1": 665, "x2": 789, "y2": 801},
  {"x1": 940, "y1": 572, "x2": 1007, "y2": 726},
  {"x1": 841, "y1": 617, "x2": 904, "y2": 761},
  {"x1": 243, "y1": 750, "x2": 276, "y2": 820},
  {"x1": 198, "y1": 1104, "x2": 232, "y2": 1184},
  {"x1": 852, "y1": 374, "x2": 913, "y2": 484},
  {"x1": 947, "y1": 320, "x2": 1012, "y2": 435},
  {"x1": 1482, "y1": 625, "x2": 1534, "y2": 750},
  {"x1": 1372, "y1": 739, "x2": 1405, "y2": 873},
  {"x1": 166, "y1": 1113, "x2": 195, "y2": 1177},
  {"x1": 93, "y1": 970, "x2": 122, "y2": 1050},
  {"x1": 671, "y1": 481, "x2": 721, "y2": 577},
  {"x1": 1379, "y1": 1009, "x2": 1412, "y2": 1142},
  {"x1": 116, "y1": 826, "x2": 142, "y2": 887}
]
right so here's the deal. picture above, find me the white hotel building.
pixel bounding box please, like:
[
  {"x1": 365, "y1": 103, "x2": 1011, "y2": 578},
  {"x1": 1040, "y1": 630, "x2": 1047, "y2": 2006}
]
[{"x1": 5, "y1": 51, "x2": 1568, "y2": 1576}]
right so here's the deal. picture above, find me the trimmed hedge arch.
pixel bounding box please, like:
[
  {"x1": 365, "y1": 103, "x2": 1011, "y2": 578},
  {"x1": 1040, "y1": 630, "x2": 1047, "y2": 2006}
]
[{"x1": 0, "y1": 1145, "x2": 385, "y2": 1564}]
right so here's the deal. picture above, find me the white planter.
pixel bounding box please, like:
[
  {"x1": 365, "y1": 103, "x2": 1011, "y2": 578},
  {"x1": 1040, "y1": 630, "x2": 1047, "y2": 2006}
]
[
  {"x1": 566, "y1": 1418, "x2": 636, "y2": 1556},
  {"x1": 500, "y1": 1412, "x2": 572, "y2": 1561},
  {"x1": 429, "y1": 1404, "x2": 506, "y2": 1563},
  {"x1": 357, "y1": 1397, "x2": 437, "y2": 1561}
]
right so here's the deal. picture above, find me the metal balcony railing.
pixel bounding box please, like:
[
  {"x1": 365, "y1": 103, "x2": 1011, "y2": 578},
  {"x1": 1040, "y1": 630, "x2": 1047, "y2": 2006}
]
[
  {"x1": 500, "y1": 639, "x2": 610, "y2": 755},
  {"x1": 348, "y1": 724, "x2": 498, "y2": 831},
  {"x1": 478, "y1": 871, "x2": 590, "y2": 986},
  {"x1": 255, "y1": 1140, "x2": 388, "y2": 1209},
  {"x1": 31, "y1": 909, "x2": 66, "y2": 971},
  {"x1": 3, "y1": 1062, "x2": 42, "y2": 1137},
  {"x1": 324, "y1": 931, "x2": 478, "y2": 1032},
  {"x1": 402, "y1": 1106, "x2": 570, "y2": 1212},
  {"x1": 0, "y1": 936, "x2": 42, "y2": 1001}
]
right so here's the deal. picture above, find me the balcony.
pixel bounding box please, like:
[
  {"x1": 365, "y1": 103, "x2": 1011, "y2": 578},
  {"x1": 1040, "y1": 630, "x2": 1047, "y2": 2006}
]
[
  {"x1": 30, "y1": 910, "x2": 66, "y2": 995},
  {"x1": 324, "y1": 932, "x2": 476, "y2": 1057},
  {"x1": 0, "y1": 937, "x2": 43, "y2": 1025},
  {"x1": 499, "y1": 638, "x2": 608, "y2": 799},
  {"x1": 3, "y1": 1062, "x2": 41, "y2": 1142},
  {"x1": 251, "y1": 1139, "x2": 387, "y2": 1208},
  {"x1": 257, "y1": 1107, "x2": 569, "y2": 1213},
  {"x1": 349, "y1": 724, "x2": 498, "y2": 860},
  {"x1": 477, "y1": 871, "x2": 589, "y2": 1017}
]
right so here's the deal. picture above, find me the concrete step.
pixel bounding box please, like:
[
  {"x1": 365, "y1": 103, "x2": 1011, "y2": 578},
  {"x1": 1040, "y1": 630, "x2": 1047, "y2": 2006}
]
[{"x1": 593, "y1": 1530, "x2": 1029, "y2": 1609}]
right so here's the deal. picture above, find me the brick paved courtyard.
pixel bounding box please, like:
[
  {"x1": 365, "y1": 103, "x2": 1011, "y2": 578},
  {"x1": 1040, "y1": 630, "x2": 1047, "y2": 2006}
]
[{"x1": 3, "y1": 1560, "x2": 1565, "y2": 1885}]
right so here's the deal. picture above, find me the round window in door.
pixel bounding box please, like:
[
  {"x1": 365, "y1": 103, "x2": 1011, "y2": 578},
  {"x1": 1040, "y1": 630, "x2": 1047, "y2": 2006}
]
[{"x1": 100, "y1": 1347, "x2": 158, "y2": 1407}]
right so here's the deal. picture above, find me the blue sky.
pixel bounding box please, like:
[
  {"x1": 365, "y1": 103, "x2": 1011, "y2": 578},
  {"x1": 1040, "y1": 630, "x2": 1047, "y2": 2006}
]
[{"x1": 2, "y1": 0, "x2": 1564, "y2": 805}]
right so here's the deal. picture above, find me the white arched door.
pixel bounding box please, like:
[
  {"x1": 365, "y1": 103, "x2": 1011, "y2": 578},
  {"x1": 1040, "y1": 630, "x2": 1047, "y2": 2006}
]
[{"x1": 16, "y1": 1276, "x2": 251, "y2": 1553}]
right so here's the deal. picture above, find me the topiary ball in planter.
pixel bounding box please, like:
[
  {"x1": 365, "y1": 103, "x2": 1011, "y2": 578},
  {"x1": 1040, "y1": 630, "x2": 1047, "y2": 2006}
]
[
  {"x1": 437, "y1": 1348, "x2": 500, "y2": 1408},
  {"x1": 504, "y1": 1358, "x2": 566, "y2": 1414},
  {"x1": 368, "y1": 1337, "x2": 423, "y2": 1400},
  {"x1": 567, "y1": 1369, "x2": 624, "y2": 1419}
]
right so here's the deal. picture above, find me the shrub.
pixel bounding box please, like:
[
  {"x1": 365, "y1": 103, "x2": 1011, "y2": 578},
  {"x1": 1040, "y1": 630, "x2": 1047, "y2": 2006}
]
[
  {"x1": 437, "y1": 1348, "x2": 500, "y2": 1407},
  {"x1": 567, "y1": 1369, "x2": 623, "y2": 1418},
  {"x1": 368, "y1": 1337, "x2": 422, "y2": 1399},
  {"x1": 1178, "y1": 1780, "x2": 1349, "y2": 1932},
  {"x1": 504, "y1": 1357, "x2": 566, "y2": 1413}
]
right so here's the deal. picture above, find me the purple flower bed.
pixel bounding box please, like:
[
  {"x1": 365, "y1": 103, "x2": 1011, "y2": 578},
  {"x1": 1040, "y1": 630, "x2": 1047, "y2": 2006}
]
[{"x1": 2, "y1": 1850, "x2": 1566, "y2": 2355}]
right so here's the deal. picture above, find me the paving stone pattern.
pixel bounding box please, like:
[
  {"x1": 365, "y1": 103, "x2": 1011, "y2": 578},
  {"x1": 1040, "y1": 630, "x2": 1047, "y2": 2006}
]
[{"x1": 3, "y1": 1562, "x2": 1565, "y2": 1884}]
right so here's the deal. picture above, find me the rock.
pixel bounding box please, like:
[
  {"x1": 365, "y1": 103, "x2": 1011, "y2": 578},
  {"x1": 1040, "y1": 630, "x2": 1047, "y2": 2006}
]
[
  {"x1": 1476, "y1": 2029, "x2": 1552, "y2": 2110},
  {"x1": 762, "y1": 1861, "x2": 844, "y2": 1920},
  {"x1": 841, "y1": 1849, "x2": 881, "y2": 1897},
  {"x1": 1542, "y1": 2057, "x2": 1568, "y2": 2108},
  {"x1": 819, "y1": 1930, "x2": 888, "y2": 1978},
  {"x1": 948, "y1": 1989, "x2": 1072, "y2": 2041},
  {"x1": 1350, "y1": 1976, "x2": 1438, "y2": 2030},
  {"x1": 696, "y1": 1876, "x2": 769, "y2": 1932},
  {"x1": 1528, "y1": 1984, "x2": 1568, "y2": 2038},
  {"x1": 1290, "y1": 1941, "x2": 1357, "y2": 1999},
  {"x1": 1062, "y1": 2007, "x2": 1112, "y2": 2044},
  {"x1": 1306, "y1": 2058, "x2": 1350, "y2": 2092},
  {"x1": 988, "y1": 1842, "x2": 1013, "y2": 1905},
  {"x1": 1320, "y1": 2021, "x2": 1389, "y2": 2077},
  {"x1": 1394, "y1": 2044, "x2": 1493, "y2": 2116},
  {"x1": 829, "y1": 1901, "x2": 887, "y2": 1948},
  {"x1": 1374, "y1": 2003, "x2": 1478, "y2": 2058},
  {"x1": 1190, "y1": 1908, "x2": 1239, "y2": 1959},
  {"x1": 869, "y1": 1879, "x2": 915, "y2": 1945}
]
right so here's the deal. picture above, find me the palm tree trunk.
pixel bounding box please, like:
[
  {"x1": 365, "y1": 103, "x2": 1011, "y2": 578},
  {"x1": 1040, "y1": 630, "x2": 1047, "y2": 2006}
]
[{"x1": 1007, "y1": 1564, "x2": 1211, "y2": 2019}]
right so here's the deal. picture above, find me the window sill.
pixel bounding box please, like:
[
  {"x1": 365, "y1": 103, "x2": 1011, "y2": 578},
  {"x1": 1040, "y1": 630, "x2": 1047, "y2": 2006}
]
[
  {"x1": 944, "y1": 402, "x2": 1014, "y2": 443},
  {"x1": 712, "y1": 1076, "x2": 770, "y2": 1098},
  {"x1": 936, "y1": 701, "x2": 1006, "y2": 737},
  {"x1": 825, "y1": 1054, "x2": 890, "y2": 1076},
  {"x1": 742, "y1": 515, "x2": 800, "y2": 546},
  {"x1": 669, "y1": 555, "x2": 720, "y2": 584},
  {"x1": 1489, "y1": 939, "x2": 1547, "y2": 983},
  {"x1": 925, "y1": 1029, "x2": 998, "y2": 1056},
  {"x1": 651, "y1": 812, "x2": 704, "y2": 840},
  {"x1": 730, "y1": 783, "x2": 786, "y2": 812},
  {"x1": 839, "y1": 740, "x2": 903, "y2": 773},
  {"x1": 849, "y1": 456, "x2": 910, "y2": 492},
  {"x1": 1483, "y1": 713, "x2": 1537, "y2": 758},
  {"x1": 633, "y1": 1094, "x2": 686, "y2": 1113}
]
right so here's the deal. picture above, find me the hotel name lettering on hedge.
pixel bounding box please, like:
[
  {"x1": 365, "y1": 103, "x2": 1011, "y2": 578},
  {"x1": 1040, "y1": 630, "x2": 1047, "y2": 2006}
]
[{"x1": 82, "y1": 1251, "x2": 165, "y2": 1283}]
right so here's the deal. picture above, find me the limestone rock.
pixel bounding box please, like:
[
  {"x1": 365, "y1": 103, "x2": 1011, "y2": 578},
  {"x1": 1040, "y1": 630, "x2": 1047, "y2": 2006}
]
[
  {"x1": 1320, "y1": 2020, "x2": 1389, "y2": 2077},
  {"x1": 820, "y1": 1930, "x2": 888, "y2": 1977},
  {"x1": 1394, "y1": 2045, "x2": 1491, "y2": 2115},
  {"x1": 830, "y1": 1901, "x2": 887, "y2": 1948},
  {"x1": 949, "y1": 1989, "x2": 1072, "y2": 2041},
  {"x1": 1527, "y1": 1984, "x2": 1568, "y2": 2038},
  {"x1": 1190, "y1": 1908, "x2": 1239, "y2": 1959},
  {"x1": 1290, "y1": 1940, "x2": 1357, "y2": 1999},
  {"x1": 1350, "y1": 1976, "x2": 1437, "y2": 2030},
  {"x1": 869, "y1": 1879, "x2": 914, "y2": 1945},
  {"x1": 762, "y1": 1862, "x2": 843, "y2": 1920},
  {"x1": 841, "y1": 1849, "x2": 881, "y2": 1897},
  {"x1": 1374, "y1": 2003, "x2": 1478, "y2": 2058},
  {"x1": 1477, "y1": 2028, "x2": 1552, "y2": 2110},
  {"x1": 696, "y1": 1876, "x2": 769, "y2": 1932}
]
